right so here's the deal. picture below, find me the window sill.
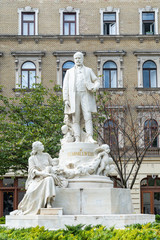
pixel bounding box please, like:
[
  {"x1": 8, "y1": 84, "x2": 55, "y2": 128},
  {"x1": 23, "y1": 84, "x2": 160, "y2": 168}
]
[
  {"x1": 99, "y1": 88, "x2": 126, "y2": 95},
  {"x1": 12, "y1": 88, "x2": 33, "y2": 96},
  {"x1": 135, "y1": 87, "x2": 160, "y2": 95},
  {"x1": 145, "y1": 147, "x2": 160, "y2": 157}
]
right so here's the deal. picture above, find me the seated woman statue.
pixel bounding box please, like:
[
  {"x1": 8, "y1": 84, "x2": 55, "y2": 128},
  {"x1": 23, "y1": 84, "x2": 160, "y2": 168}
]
[{"x1": 11, "y1": 141, "x2": 66, "y2": 215}]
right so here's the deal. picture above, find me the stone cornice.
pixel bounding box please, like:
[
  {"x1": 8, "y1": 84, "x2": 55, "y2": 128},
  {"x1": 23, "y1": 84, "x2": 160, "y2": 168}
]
[
  {"x1": 53, "y1": 51, "x2": 86, "y2": 57},
  {"x1": 136, "y1": 105, "x2": 159, "y2": 111},
  {"x1": 11, "y1": 51, "x2": 45, "y2": 57},
  {"x1": 133, "y1": 51, "x2": 160, "y2": 56},
  {"x1": 0, "y1": 35, "x2": 160, "y2": 44},
  {"x1": 94, "y1": 51, "x2": 126, "y2": 56}
]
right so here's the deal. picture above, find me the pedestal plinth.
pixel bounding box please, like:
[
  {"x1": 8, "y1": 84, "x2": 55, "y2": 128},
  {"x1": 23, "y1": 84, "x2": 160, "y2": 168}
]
[{"x1": 59, "y1": 142, "x2": 98, "y2": 169}]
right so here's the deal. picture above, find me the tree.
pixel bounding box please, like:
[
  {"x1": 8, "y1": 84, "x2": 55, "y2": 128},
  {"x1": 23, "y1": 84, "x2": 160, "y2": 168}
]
[
  {"x1": 94, "y1": 91, "x2": 160, "y2": 189},
  {"x1": 0, "y1": 84, "x2": 64, "y2": 176}
]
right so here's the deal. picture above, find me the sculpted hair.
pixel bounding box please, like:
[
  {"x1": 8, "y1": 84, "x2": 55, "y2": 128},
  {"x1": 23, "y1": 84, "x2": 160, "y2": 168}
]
[
  {"x1": 31, "y1": 141, "x2": 43, "y2": 155},
  {"x1": 74, "y1": 51, "x2": 83, "y2": 59}
]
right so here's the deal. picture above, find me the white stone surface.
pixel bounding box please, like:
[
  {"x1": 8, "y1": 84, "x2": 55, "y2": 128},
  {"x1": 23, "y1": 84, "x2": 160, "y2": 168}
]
[
  {"x1": 68, "y1": 175, "x2": 113, "y2": 188},
  {"x1": 10, "y1": 141, "x2": 67, "y2": 215},
  {"x1": 6, "y1": 214, "x2": 155, "y2": 230},
  {"x1": 40, "y1": 208, "x2": 63, "y2": 215},
  {"x1": 53, "y1": 187, "x2": 133, "y2": 215},
  {"x1": 62, "y1": 51, "x2": 100, "y2": 143},
  {"x1": 59, "y1": 142, "x2": 98, "y2": 168}
]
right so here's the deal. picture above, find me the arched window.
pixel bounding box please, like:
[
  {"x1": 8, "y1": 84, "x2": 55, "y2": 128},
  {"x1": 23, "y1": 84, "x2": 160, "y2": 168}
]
[
  {"x1": 144, "y1": 119, "x2": 158, "y2": 147},
  {"x1": 103, "y1": 61, "x2": 117, "y2": 88},
  {"x1": 62, "y1": 61, "x2": 75, "y2": 84},
  {"x1": 21, "y1": 61, "x2": 36, "y2": 88},
  {"x1": 141, "y1": 176, "x2": 160, "y2": 214},
  {"x1": 143, "y1": 61, "x2": 157, "y2": 88},
  {"x1": 104, "y1": 120, "x2": 118, "y2": 147}
]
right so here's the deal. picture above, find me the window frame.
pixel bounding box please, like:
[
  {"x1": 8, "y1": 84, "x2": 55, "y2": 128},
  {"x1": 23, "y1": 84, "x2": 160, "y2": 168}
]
[
  {"x1": 141, "y1": 176, "x2": 160, "y2": 214},
  {"x1": 133, "y1": 52, "x2": 160, "y2": 90},
  {"x1": 104, "y1": 119, "x2": 118, "y2": 147},
  {"x1": 94, "y1": 51, "x2": 126, "y2": 89},
  {"x1": 21, "y1": 12, "x2": 35, "y2": 36},
  {"x1": 11, "y1": 51, "x2": 45, "y2": 91},
  {"x1": 59, "y1": 7, "x2": 80, "y2": 36},
  {"x1": 143, "y1": 60, "x2": 157, "y2": 88},
  {"x1": 103, "y1": 12, "x2": 116, "y2": 35},
  {"x1": 103, "y1": 61, "x2": 117, "y2": 88},
  {"x1": 0, "y1": 177, "x2": 26, "y2": 217},
  {"x1": 18, "y1": 6, "x2": 39, "y2": 36},
  {"x1": 100, "y1": 7, "x2": 120, "y2": 35},
  {"x1": 63, "y1": 13, "x2": 76, "y2": 35},
  {"x1": 144, "y1": 119, "x2": 158, "y2": 148},
  {"x1": 139, "y1": 6, "x2": 158, "y2": 35},
  {"x1": 142, "y1": 12, "x2": 155, "y2": 35},
  {"x1": 21, "y1": 61, "x2": 36, "y2": 89}
]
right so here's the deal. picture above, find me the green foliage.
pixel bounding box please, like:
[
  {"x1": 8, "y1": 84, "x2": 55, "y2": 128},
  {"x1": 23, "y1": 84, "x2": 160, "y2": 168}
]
[
  {"x1": 156, "y1": 215, "x2": 160, "y2": 222},
  {"x1": 0, "y1": 223, "x2": 160, "y2": 240},
  {"x1": 0, "y1": 84, "x2": 64, "y2": 175},
  {"x1": 0, "y1": 216, "x2": 5, "y2": 224}
]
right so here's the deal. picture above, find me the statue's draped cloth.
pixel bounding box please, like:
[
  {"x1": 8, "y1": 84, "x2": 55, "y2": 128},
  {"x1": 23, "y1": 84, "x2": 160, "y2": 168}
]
[{"x1": 12, "y1": 154, "x2": 56, "y2": 215}]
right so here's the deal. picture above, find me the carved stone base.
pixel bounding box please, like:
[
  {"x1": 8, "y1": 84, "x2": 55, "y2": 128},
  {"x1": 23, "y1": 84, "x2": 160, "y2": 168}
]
[
  {"x1": 53, "y1": 187, "x2": 134, "y2": 215},
  {"x1": 6, "y1": 214, "x2": 155, "y2": 230},
  {"x1": 68, "y1": 175, "x2": 113, "y2": 188},
  {"x1": 40, "y1": 208, "x2": 63, "y2": 215},
  {"x1": 59, "y1": 142, "x2": 98, "y2": 169}
]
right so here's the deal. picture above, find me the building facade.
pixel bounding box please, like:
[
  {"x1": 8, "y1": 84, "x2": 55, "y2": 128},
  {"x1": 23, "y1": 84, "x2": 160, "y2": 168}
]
[{"x1": 1, "y1": 0, "x2": 160, "y2": 216}]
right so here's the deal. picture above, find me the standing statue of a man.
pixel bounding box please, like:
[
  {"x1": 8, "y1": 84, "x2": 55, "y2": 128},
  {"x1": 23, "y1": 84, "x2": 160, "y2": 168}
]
[{"x1": 63, "y1": 52, "x2": 100, "y2": 143}]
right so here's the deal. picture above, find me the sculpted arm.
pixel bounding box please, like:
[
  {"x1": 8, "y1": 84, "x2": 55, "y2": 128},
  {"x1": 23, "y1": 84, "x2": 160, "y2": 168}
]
[
  {"x1": 63, "y1": 70, "x2": 70, "y2": 107},
  {"x1": 90, "y1": 69, "x2": 100, "y2": 92},
  {"x1": 28, "y1": 156, "x2": 50, "y2": 178}
]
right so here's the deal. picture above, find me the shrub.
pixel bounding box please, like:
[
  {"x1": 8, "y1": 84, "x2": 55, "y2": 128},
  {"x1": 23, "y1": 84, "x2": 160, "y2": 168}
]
[{"x1": 0, "y1": 223, "x2": 160, "y2": 240}]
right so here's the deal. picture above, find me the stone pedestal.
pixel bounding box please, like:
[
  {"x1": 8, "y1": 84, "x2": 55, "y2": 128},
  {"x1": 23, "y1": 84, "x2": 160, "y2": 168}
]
[
  {"x1": 6, "y1": 214, "x2": 155, "y2": 230},
  {"x1": 40, "y1": 208, "x2": 63, "y2": 215},
  {"x1": 53, "y1": 186, "x2": 133, "y2": 215},
  {"x1": 5, "y1": 142, "x2": 156, "y2": 230},
  {"x1": 59, "y1": 142, "x2": 98, "y2": 169}
]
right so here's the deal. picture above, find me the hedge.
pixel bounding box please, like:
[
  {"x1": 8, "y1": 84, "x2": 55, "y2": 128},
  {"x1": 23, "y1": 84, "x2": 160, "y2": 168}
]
[{"x1": 0, "y1": 223, "x2": 160, "y2": 240}]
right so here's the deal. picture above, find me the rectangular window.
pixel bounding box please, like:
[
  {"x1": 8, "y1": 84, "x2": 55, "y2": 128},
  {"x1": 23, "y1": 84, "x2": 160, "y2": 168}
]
[
  {"x1": 103, "y1": 13, "x2": 116, "y2": 35},
  {"x1": 22, "y1": 13, "x2": 35, "y2": 35},
  {"x1": 63, "y1": 13, "x2": 76, "y2": 35},
  {"x1": 142, "y1": 12, "x2": 155, "y2": 35}
]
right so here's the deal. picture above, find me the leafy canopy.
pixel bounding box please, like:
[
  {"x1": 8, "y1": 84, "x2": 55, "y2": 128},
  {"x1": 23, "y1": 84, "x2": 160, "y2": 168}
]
[{"x1": 0, "y1": 84, "x2": 64, "y2": 176}]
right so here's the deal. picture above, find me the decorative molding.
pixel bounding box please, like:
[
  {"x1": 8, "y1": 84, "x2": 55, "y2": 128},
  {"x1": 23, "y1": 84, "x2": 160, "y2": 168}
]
[
  {"x1": 11, "y1": 51, "x2": 45, "y2": 89},
  {"x1": 136, "y1": 105, "x2": 160, "y2": 111},
  {"x1": 139, "y1": 6, "x2": 159, "y2": 35},
  {"x1": 99, "y1": 7, "x2": 120, "y2": 35},
  {"x1": 134, "y1": 53, "x2": 160, "y2": 88},
  {"x1": 134, "y1": 51, "x2": 160, "y2": 56},
  {"x1": 53, "y1": 51, "x2": 86, "y2": 57},
  {"x1": 59, "y1": 7, "x2": 80, "y2": 35},
  {"x1": 94, "y1": 51, "x2": 126, "y2": 56},
  {"x1": 11, "y1": 51, "x2": 45, "y2": 57},
  {"x1": 135, "y1": 87, "x2": 160, "y2": 96},
  {"x1": 94, "y1": 51, "x2": 126, "y2": 88},
  {"x1": 17, "y1": 6, "x2": 39, "y2": 36}
]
